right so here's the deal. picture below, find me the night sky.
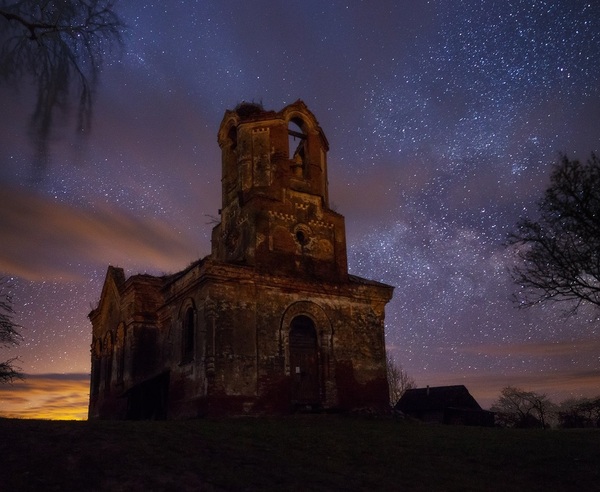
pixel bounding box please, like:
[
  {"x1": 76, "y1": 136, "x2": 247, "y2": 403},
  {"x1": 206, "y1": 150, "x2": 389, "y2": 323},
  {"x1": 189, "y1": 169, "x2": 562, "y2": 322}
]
[{"x1": 1, "y1": 1, "x2": 600, "y2": 419}]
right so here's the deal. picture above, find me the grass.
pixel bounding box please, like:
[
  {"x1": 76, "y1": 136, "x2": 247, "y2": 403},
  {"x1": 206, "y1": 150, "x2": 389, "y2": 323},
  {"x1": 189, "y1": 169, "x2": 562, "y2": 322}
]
[{"x1": 1, "y1": 415, "x2": 599, "y2": 491}]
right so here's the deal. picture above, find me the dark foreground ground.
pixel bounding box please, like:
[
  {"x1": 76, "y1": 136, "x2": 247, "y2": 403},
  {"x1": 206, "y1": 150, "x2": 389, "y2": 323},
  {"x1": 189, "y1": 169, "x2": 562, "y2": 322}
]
[{"x1": 1, "y1": 415, "x2": 599, "y2": 491}]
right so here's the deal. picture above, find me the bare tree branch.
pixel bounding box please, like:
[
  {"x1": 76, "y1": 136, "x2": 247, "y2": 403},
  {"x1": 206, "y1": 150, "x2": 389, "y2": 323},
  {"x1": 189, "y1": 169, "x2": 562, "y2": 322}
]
[
  {"x1": 0, "y1": 278, "x2": 23, "y2": 384},
  {"x1": 491, "y1": 386, "x2": 554, "y2": 428},
  {"x1": 507, "y1": 153, "x2": 600, "y2": 314},
  {"x1": 0, "y1": 0, "x2": 125, "y2": 172},
  {"x1": 386, "y1": 351, "x2": 415, "y2": 406}
]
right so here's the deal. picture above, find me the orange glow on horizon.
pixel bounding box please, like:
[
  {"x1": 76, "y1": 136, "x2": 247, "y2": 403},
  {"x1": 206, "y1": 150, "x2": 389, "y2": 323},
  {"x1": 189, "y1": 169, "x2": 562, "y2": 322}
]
[{"x1": 0, "y1": 374, "x2": 89, "y2": 420}]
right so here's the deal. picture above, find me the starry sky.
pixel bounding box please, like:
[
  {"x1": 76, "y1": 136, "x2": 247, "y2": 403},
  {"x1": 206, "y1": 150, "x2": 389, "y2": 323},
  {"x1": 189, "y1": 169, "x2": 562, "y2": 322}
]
[{"x1": 1, "y1": 0, "x2": 600, "y2": 418}]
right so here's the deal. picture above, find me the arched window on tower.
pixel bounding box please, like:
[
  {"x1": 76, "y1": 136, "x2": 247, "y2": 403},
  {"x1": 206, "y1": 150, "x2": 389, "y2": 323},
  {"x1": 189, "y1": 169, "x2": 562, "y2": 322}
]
[
  {"x1": 182, "y1": 306, "x2": 195, "y2": 363},
  {"x1": 288, "y1": 118, "x2": 307, "y2": 178},
  {"x1": 227, "y1": 124, "x2": 237, "y2": 150}
]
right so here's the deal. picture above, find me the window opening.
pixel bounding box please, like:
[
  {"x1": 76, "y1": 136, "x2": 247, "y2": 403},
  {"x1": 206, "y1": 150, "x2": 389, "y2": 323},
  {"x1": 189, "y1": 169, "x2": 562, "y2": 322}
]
[
  {"x1": 91, "y1": 340, "x2": 101, "y2": 396},
  {"x1": 288, "y1": 120, "x2": 307, "y2": 177},
  {"x1": 294, "y1": 225, "x2": 311, "y2": 247},
  {"x1": 103, "y1": 334, "x2": 113, "y2": 394},
  {"x1": 227, "y1": 125, "x2": 237, "y2": 149},
  {"x1": 182, "y1": 307, "x2": 195, "y2": 362},
  {"x1": 116, "y1": 324, "x2": 125, "y2": 384}
]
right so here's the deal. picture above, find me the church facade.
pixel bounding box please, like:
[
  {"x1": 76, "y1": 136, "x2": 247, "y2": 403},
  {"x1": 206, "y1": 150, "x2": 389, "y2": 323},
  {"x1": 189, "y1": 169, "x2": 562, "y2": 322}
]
[{"x1": 88, "y1": 101, "x2": 394, "y2": 419}]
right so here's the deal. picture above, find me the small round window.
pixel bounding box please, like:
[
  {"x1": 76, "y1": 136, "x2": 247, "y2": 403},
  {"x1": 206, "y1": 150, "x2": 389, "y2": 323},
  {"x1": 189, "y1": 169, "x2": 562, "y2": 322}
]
[{"x1": 294, "y1": 225, "x2": 311, "y2": 246}]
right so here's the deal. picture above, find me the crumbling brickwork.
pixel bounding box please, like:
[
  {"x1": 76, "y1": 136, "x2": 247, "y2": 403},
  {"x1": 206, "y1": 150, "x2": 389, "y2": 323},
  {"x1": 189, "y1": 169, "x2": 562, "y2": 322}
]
[{"x1": 88, "y1": 101, "x2": 393, "y2": 419}]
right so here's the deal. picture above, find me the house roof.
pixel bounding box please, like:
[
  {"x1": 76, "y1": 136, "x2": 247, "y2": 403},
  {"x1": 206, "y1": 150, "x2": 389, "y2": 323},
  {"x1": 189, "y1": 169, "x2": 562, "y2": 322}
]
[{"x1": 395, "y1": 385, "x2": 483, "y2": 413}]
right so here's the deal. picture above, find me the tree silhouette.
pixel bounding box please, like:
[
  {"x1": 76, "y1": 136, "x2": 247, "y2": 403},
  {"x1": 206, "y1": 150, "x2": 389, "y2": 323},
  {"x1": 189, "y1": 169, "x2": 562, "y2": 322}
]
[
  {"x1": 508, "y1": 154, "x2": 600, "y2": 313},
  {"x1": 0, "y1": 278, "x2": 22, "y2": 383},
  {"x1": 557, "y1": 396, "x2": 600, "y2": 428},
  {"x1": 386, "y1": 351, "x2": 415, "y2": 406},
  {"x1": 0, "y1": 0, "x2": 124, "y2": 171},
  {"x1": 491, "y1": 386, "x2": 554, "y2": 428}
]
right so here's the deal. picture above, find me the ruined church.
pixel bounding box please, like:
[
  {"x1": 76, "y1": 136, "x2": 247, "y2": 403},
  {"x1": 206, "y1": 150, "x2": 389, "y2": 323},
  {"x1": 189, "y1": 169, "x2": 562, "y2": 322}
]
[{"x1": 88, "y1": 101, "x2": 394, "y2": 419}]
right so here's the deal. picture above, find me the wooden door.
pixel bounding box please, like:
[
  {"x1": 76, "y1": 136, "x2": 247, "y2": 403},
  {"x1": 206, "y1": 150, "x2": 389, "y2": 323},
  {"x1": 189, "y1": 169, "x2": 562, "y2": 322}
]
[{"x1": 289, "y1": 315, "x2": 320, "y2": 405}]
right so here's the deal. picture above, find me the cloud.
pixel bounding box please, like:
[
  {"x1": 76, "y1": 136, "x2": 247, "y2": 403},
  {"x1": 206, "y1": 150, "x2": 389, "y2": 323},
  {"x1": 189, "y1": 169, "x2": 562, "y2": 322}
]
[
  {"x1": 0, "y1": 185, "x2": 198, "y2": 280},
  {"x1": 0, "y1": 373, "x2": 90, "y2": 420},
  {"x1": 456, "y1": 338, "x2": 600, "y2": 358}
]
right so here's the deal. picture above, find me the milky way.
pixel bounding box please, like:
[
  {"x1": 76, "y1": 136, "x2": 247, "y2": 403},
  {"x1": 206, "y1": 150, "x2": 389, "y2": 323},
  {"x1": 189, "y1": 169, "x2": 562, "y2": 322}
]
[{"x1": 1, "y1": 1, "x2": 600, "y2": 410}]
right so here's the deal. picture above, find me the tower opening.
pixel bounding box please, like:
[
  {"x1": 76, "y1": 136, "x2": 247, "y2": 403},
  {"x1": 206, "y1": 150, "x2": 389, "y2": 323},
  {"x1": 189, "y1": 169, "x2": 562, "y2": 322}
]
[{"x1": 288, "y1": 119, "x2": 307, "y2": 177}]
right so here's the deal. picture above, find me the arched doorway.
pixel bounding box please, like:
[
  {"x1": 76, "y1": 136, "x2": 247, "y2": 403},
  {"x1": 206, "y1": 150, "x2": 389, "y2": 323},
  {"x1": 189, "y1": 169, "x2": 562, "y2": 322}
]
[{"x1": 289, "y1": 315, "x2": 320, "y2": 405}]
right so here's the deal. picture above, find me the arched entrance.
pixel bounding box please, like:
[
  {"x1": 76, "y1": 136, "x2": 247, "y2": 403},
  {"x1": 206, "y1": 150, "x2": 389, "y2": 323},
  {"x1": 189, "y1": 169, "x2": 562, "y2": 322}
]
[{"x1": 289, "y1": 315, "x2": 320, "y2": 405}]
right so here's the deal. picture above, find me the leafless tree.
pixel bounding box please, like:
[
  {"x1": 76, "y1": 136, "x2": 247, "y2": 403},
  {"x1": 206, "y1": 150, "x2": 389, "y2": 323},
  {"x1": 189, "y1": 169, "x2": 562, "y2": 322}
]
[
  {"x1": 0, "y1": 0, "x2": 124, "y2": 171},
  {"x1": 386, "y1": 352, "x2": 415, "y2": 406},
  {"x1": 557, "y1": 396, "x2": 600, "y2": 428},
  {"x1": 508, "y1": 154, "x2": 600, "y2": 314},
  {"x1": 0, "y1": 278, "x2": 22, "y2": 383},
  {"x1": 490, "y1": 386, "x2": 554, "y2": 428}
]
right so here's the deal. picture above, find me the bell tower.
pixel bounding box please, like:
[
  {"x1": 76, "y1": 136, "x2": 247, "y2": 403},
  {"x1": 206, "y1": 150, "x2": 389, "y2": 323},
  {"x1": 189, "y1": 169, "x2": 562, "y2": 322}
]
[{"x1": 211, "y1": 100, "x2": 348, "y2": 281}]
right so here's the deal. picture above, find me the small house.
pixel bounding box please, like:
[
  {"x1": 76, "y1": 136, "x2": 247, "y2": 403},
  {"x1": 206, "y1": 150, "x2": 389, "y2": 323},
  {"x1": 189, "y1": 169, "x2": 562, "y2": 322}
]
[{"x1": 395, "y1": 385, "x2": 494, "y2": 426}]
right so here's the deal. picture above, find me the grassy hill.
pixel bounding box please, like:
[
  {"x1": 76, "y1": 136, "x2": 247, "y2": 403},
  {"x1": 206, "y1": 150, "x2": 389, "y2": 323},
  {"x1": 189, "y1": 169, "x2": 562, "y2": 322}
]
[{"x1": 1, "y1": 415, "x2": 598, "y2": 491}]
